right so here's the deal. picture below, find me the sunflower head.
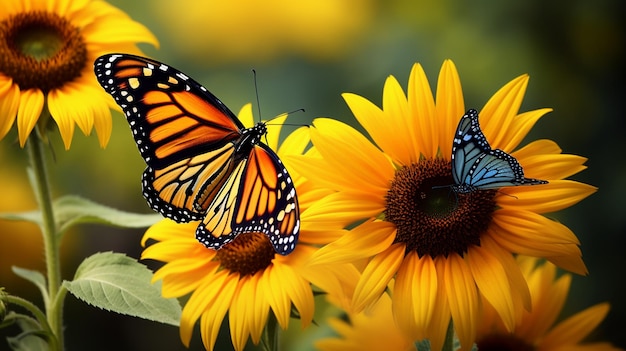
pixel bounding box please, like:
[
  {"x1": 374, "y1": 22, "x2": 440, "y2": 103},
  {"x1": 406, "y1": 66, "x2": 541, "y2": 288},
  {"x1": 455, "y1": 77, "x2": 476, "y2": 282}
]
[
  {"x1": 292, "y1": 60, "x2": 596, "y2": 350},
  {"x1": 0, "y1": 0, "x2": 158, "y2": 149}
]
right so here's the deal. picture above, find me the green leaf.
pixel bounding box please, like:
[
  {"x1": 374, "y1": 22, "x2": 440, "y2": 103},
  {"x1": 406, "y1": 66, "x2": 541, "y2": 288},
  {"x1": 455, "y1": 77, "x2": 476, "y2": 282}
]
[
  {"x1": 0, "y1": 195, "x2": 162, "y2": 235},
  {"x1": 415, "y1": 339, "x2": 431, "y2": 351},
  {"x1": 11, "y1": 267, "x2": 48, "y2": 306},
  {"x1": 53, "y1": 195, "x2": 162, "y2": 233},
  {"x1": 5, "y1": 313, "x2": 49, "y2": 351},
  {"x1": 0, "y1": 210, "x2": 42, "y2": 226},
  {"x1": 63, "y1": 252, "x2": 181, "y2": 326}
]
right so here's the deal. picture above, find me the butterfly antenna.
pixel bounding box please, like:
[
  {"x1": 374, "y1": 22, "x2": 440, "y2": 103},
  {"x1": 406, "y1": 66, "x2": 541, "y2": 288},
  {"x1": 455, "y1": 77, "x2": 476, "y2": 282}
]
[
  {"x1": 252, "y1": 69, "x2": 262, "y2": 122},
  {"x1": 496, "y1": 189, "x2": 518, "y2": 199}
]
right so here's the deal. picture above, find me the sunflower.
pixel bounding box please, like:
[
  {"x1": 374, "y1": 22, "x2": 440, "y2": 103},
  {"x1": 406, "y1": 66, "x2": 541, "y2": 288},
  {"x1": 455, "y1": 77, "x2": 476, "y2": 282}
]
[
  {"x1": 317, "y1": 258, "x2": 621, "y2": 351},
  {"x1": 141, "y1": 105, "x2": 356, "y2": 351},
  {"x1": 476, "y1": 256, "x2": 622, "y2": 351},
  {"x1": 289, "y1": 60, "x2": 596, "y2": 350},
  {"x1": 315, "y1": 285, "x2": 417, "y2": 351},
  {"x1": 0, "y1": 0, "x2": 158, "y2": 149}
]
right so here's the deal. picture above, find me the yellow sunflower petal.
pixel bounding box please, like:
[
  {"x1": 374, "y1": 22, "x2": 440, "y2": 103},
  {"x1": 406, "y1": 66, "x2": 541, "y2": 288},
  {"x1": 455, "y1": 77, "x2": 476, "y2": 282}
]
[
  {"x1": 512, "y1": 139, "x2": 587, "y2": 178},
  {"x1": 513, "y1": 143, "x2": 588, "y2": 180},
  {"x1": 344, "y1": 91, "x2": 413, "y2": 166},
  {"x1": 479, "y1": 75, "x2": 529, "y2": 149},
  {"x1": 47, "y1": 88, "x2": 76, "y2": 149},
  {"x1": 144, "y1": 241, "x2": 209, "y2": 272},
  {"x1": 518, "y1": 262, "x2": 570, "y2": 341},
  {"x1": 444, "y1": 254, "x2": 479, "y2": 351},
  {"x1": 229, "y1": 275, "x2": 257, "y2": 351},
  {"x1": 310, "y1": 118, "x2": 396, "y2": 191},
  {"x1": 540, "y1": 303, "x2": 611, "y2": 348},
  {"x1": 381, "y1": 75, "x2": 421, "y2": 164},
  {"x1": 545, "y1": 251, "x2": 588, "y2": 276},
  {"x1": 142, "y1": 220, "x2": 196, "y2": 244},
  {"x1": 480, "y1": 236, "x2": 531, "y2": 313},
  {"x1": 17, "y1": 88, "x2": 44, "y2": 147},
  {"x1": 467, "y1": 246, "x2": 515, "y2": 331},
  {"x1": 499, "y1": 108, "x2": 552, "y2": 152},
  {"x1": 264, "y1": 264, "x2": 293, "y2": 329},
  {"x1": 59, "y1": 82, "x2": 97, "y2": 135},
  {"x1": 435, "y1": 59, "x2": 465, "y2": 158},
  {"x1": 492, "y1": 208, "x2": 581, "y2": 246},
  {"x1": 498, "y1": 180, "x2": 596, "y2": 214},
  {"x1": 263, "y1": 113, "x2": 288, "y2": 150},
  {"x1": 152, "y1": 259, "x2": 218, "y2": 297},
  {"x1": 281, "y1": 265, "x2": 314, "y2": 328},
  {"x1": 199, "y1": 281, "x2": 238, "y2": 351},
  {"x1": 310, "y1": 220, "x2": 396, "y2": 265},
  {"x1": 302, "y1": 191, "x2": 386, "y2": 228},
  {"x1": 277, "y1": 126, "x2": 310, "y2": 157},
  {"x1": 68, "y1": 0, "x2": 127, "y2": 28},
  {"x1": 2, "y1": 0, "x2": 25, "y2": 15},
  {"x1": 181, "y1": 271, "x2": 236, "y2": 347},
  {"x1": 80, "y1": 9, "x2": 159, "y2": 48},
  {"x1": 304, "y1": 261, "x2": 360, "y2": 313},
  {"x1": 248, "y1": 276, "x2": 270, "y2": 344},
  {"x1": 53, "y1": 0, "x2": 90, "y2": 16},
  {"x1": 393, "y1": 252, "x2": 437, "y2": 339},
  {"x1": 67, "y1": 82, "x2": 114, "y2": 148},
  {"x1": 392, "y1": 252, "x2": 419, "y2": 338},
  {"x1": 352, "y1": 243, "x2": 405, "y2": 312},
  {"x1": 487, "y1": 220, "x2": 587, "y2": 275},
  {"x1": 428, "y1": 257, "x2": 453, "y2": 351},
  {"x1": 408, "y1": 63, "x2": 437, "y2": 159},
  {"x1": 298, "y1": 224, "x2": 345, "y2": 243},
  {"x1": 0, "y1": 78, "x2": 19, "y2": 140},
  {"x1": 235, "y1": 103, "x2": 255, "y2": 129},
  {"x1": 287, "y1": 155, "x2": 350, "y2": 192}
]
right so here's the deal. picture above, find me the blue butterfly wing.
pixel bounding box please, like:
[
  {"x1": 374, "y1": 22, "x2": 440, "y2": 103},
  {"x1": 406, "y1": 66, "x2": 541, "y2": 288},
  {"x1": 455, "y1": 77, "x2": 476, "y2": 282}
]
[{"x1": 451, "y1": 109, "x2": 547, "y2": 193}]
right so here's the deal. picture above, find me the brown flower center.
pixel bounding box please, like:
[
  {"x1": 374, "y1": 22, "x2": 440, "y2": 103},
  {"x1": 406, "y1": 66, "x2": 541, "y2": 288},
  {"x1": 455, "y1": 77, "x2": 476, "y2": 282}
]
[
  {"x1": 385, "y1": 159, "x2": 496, "y2": 258},
  {"x1": 215, "y1": 232, "x2": 276, "y2": 276},
  {"x1": 0, "y1": 11, "x2": 87, "y2": 91},
  {"x1": 476, "y1": 333, "x2": 536, "y2": 351}
]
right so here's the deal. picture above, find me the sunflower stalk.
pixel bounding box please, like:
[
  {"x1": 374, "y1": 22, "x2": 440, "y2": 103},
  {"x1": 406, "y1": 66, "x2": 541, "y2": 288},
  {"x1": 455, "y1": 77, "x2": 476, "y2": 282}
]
[
  {"x1": 260, "y1": 310, "x2": 280, "y2": 351},
  {"x1": 442, "y1": 319, "x2": 454, "y2": 351},
  {"x1": 26, "y1": 131, "x2": 64, "y2": 351},
  {"x1": 2, "y1": 293, "x2": 57, "y2": 345}
]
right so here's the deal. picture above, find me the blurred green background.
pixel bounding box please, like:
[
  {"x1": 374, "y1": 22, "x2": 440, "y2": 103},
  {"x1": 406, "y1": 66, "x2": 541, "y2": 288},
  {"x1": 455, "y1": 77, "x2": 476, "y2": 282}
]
[{"x1": 1, "y1": 0, "x2": 624, "y2": 349}]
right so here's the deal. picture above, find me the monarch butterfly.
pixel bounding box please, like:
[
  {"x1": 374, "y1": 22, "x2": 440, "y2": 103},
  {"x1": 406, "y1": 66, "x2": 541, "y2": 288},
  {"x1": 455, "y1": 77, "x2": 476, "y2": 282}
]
[
  {"x1": 94, "y1": 54, "x2": 299, "y2": 255},
  {"x1": 451, "y1": 109, "x2": 547, "y2": 193}
]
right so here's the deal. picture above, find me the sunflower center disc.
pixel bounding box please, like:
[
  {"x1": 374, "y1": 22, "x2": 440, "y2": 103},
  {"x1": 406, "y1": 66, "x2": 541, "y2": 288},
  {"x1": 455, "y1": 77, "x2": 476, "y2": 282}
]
[
  {"x1": 385, "y1": 159, "x2": 497, "y2": 258},
  {"x1": 215, "y1": 232, "x2": 276, "y2": 276},
  {"x1": 0, "y1": 11, "x2": 87, "y2": 91}
]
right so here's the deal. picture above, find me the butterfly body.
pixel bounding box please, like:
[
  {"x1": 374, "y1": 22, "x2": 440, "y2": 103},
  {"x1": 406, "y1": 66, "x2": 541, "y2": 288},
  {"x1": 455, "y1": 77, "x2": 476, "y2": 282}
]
[
  {"x1": 94, "y1": 54, "x2": 299, "y2": 255},
  {"x1": 451, "y1": 109, "x2": 547, "y2": 193}
]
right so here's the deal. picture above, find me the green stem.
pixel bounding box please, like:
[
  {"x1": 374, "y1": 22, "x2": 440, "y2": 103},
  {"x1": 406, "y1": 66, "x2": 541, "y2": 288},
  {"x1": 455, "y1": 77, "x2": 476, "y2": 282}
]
[
  {"x1": 26, "y1": 135, "x2": 64, "y2": 350},
  {"x1": 442, "y1": 319, "x2": 454, "y2": 351},
  {"x1": 5, "y1": 294, "x2": 55, "y2": 339},
  {"x1": 260, "y1": 310, "x2": 279, "y2": 351}
]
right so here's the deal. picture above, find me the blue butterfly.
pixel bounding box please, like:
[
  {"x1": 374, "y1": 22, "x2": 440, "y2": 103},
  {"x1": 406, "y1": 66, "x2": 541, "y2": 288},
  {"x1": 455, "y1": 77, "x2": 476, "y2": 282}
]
[{"x1": 451, "y1": 109, "x2": 547, "y2": 193}]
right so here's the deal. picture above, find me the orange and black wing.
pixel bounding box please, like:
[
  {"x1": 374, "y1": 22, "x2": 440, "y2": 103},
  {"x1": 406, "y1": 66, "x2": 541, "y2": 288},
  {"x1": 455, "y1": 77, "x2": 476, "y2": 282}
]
[
  {"x1": 94, "y1": 54, "x2": 243, "y2": 222},
  {"x1": 196, "y1": 143, "x2": 300, "y2": 255}
]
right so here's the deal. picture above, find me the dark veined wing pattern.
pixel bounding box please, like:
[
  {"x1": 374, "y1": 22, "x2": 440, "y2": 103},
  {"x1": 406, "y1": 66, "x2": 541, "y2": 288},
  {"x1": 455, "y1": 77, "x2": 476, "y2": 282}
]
[
  {"x1": 197, "y1": 143, "x2": 299, "y2": 253},
  {"x1": 451, "y1": 109, "x2": 547, "y2": 193},
  {"x1": 94, "y1": 53, "x2": 299, "y2": 255}
]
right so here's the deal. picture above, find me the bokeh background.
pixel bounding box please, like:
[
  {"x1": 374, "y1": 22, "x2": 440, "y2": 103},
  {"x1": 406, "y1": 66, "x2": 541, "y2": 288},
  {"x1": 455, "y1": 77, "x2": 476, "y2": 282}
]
[{"x1": 1, "y1": 0, "x2": 624, "y2": 349}]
